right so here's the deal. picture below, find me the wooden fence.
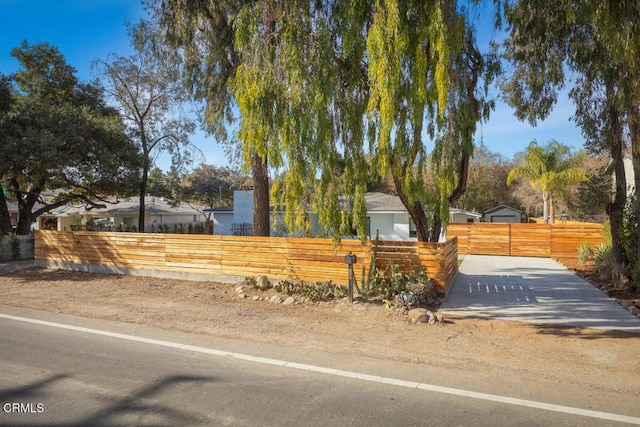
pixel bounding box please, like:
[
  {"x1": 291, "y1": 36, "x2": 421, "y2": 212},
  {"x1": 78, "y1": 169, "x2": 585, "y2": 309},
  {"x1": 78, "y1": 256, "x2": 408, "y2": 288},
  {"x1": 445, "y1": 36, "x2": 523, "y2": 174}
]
[
  {"x1": 34, "y1": 231, "x2": 459, "y2": 295},
  {"x1": 447, "y1": 223, "x2": 604, "y2": 269}
]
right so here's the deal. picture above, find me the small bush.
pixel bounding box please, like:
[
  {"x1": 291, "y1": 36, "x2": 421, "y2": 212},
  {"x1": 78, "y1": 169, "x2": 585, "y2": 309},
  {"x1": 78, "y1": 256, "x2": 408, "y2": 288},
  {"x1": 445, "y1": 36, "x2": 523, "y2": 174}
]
[
  {"x1": 577, "y1": 242, "x2": 594, "y2": 267},
  {"x1": 241, "y1": 276, "x2": 257, "y2": 288},
  {"x1": 365, "y1": 263, "x2": 436, "y2": 309},
  {"x1": 374, "y1": 263, "x2": 406, "y2": 300}
]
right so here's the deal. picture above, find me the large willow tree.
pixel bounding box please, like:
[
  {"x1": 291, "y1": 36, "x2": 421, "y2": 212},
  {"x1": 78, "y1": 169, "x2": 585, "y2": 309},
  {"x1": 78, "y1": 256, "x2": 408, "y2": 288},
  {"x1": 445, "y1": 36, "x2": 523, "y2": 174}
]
[{"x1": 148, "y1": 0, "x2": 495, "y2": 241}]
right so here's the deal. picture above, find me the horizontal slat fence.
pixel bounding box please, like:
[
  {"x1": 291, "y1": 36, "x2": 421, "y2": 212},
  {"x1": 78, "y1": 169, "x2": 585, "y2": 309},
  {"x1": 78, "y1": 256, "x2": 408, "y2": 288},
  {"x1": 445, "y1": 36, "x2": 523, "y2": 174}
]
[
  {"x1": 35, "y1": 231, "x2": 458, "y2": 295},
  {"x1": 447, "y1": 223, "x2": 603, "y2": 269}
]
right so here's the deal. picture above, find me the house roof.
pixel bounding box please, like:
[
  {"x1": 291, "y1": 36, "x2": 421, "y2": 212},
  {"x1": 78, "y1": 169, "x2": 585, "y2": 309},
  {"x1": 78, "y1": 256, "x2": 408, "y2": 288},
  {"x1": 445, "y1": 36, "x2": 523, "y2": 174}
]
[
  {"x1": 204, "y1": 205, "x2": 234, "y2": 213},
  {"x1": 364, "y1": 192, "x2": 406, "y2": 212},
  {"x1": 205, "y1": 192, "x2": 408, "y2": 215},
  {"x1": 450, "y1": 208, "x2": 482, "y2": 218},
  {"x1": 484, "y1": 205, "x2": 523, "y2": 215},
  {"x1": 44, "y1": 196, "x2": 206, "y2": 217},
  {"x1": 7, "y1": 201, "x2": 46, "y2": 213}
]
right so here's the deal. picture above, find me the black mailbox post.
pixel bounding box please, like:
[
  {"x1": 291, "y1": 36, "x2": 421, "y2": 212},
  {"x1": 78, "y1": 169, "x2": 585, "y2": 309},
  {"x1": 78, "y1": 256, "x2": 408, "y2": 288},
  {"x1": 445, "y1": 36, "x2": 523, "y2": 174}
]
[{"x1": 344, "y1": 252, "x2": 357, "y2": 302}]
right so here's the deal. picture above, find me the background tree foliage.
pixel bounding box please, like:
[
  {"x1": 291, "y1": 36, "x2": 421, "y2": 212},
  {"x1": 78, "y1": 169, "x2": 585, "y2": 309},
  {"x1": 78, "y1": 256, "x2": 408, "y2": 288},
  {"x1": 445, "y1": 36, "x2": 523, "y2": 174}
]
[
  {"x1": 0, "y1": 42, "x2": 140, "y2": 235},
  {"x1": 175, "y1": 164, "x2": 251, "y2": 210},
  {"x1": 456, "y1": 146, "x2": 522, "y2": 214},
  {"x1": 499, "y1": 0, "x2": 639, "y2": 268},
  {"x1": 95, "y1": 24, "x2": 197, "y2": 233}
]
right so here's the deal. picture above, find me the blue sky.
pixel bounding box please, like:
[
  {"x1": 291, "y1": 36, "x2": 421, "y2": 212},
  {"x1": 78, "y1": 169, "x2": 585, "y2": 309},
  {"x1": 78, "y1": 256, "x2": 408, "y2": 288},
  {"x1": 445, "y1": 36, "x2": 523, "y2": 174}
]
[{"x1": 1, "y1": 1, "x2": 586, "y2": 172}]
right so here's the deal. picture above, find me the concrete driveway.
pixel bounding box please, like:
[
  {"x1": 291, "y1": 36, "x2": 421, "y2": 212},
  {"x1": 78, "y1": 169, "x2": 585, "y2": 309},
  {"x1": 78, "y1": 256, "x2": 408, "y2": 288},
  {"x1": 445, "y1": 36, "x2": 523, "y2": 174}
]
[{"x1": 440, "y1": 255, "x2": 640, "y2": 333}]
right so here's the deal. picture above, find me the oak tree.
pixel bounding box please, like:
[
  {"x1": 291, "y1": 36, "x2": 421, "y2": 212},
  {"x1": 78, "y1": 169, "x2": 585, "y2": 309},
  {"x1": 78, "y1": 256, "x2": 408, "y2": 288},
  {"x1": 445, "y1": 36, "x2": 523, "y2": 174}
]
[{"x1": 0, "y1": 42, "x2": 140, "y2": 235}]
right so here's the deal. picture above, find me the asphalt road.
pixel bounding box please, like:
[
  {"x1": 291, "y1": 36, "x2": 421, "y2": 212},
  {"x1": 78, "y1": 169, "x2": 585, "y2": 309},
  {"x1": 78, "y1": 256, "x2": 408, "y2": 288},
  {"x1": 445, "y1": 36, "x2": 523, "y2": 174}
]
[{"x1": 1, "y1": 308, "x2": 639, "y2": 426}]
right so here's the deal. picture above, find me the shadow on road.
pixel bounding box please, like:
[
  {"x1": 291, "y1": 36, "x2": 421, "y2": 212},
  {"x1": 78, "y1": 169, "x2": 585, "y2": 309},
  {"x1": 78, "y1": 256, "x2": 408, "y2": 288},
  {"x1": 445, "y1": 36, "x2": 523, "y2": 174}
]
[{"x1": 0, "y1": 373, "x2": 214, "y2": 426}]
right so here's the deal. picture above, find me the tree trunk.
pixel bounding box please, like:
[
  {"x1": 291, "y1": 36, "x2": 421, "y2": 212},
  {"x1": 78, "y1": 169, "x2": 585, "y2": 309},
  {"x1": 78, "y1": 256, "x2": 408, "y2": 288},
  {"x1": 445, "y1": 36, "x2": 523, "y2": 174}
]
[
  {"x1": 252, "y1": 152, "x2": 270, "y2": 237},
  {"x1": 139, "y1": 163, "x2": 148, "y2": 232},
  {"x1": 13, "y1": 178, "x2": 41, "y2": 235},
  {"x1": 448, "y1": 150, "x2": 471, "y2": 205},
  {"x1": 542, "y1": 190, "x2": 550, "y2": 224},
  {"x1": 606, "y1": 98, "x2": 627, "y2": 266},
  {"x1": 430, "y1": 214, "x2": 442, "y2": 243},
  {"x1": 549, "y1": 194, "x2": 555, "y2": 224},
  {"x1": 0, "y1": 185, "x2": 11, "y2": 234},
  {"x1": 629, "y1": 105, "x2": 640, "y2": 272},
  {"x1": 393, "y1": 176, "x2": 431, "y2": 242}
]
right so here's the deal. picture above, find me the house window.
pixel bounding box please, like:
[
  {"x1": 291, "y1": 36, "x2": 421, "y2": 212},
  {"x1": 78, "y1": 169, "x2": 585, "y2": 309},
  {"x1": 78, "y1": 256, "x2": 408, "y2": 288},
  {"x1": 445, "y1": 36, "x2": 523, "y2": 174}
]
[{"x1": 409, "y1": 218, "x2": 417, "y2": 238}]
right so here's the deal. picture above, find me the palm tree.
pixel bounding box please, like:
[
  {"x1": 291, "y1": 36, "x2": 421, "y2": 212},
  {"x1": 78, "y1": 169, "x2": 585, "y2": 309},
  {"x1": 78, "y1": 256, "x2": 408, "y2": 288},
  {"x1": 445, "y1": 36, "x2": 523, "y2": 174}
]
[{"x1": 507, "y1": 140, "x2": 587, "y2": 224}]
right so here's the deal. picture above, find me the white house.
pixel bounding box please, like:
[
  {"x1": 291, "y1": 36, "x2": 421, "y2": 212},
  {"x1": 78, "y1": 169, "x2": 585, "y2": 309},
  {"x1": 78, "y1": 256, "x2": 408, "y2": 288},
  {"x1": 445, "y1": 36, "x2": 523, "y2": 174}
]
[
  {"x1": 38, "y1": 196, "x2": 208, "y2": 232},
  {"x1": 363, "y1": 192, "x2": 415, "y2": 240},
  {"x1": 207, "y1": 189, "x2": 320, "y2": 237},
  {"x1": 211, "y1": 190, "x2": 480, "y2": 241}
]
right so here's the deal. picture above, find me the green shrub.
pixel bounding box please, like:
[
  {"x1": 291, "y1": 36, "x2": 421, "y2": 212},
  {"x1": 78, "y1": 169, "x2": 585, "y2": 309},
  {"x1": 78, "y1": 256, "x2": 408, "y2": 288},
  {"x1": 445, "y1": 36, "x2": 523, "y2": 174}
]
[
  {"x1": 577, "y1": 242, "x2": 594, "y2": 267},
  {"x1": 274, "y1": 279, "x2": 347, "y2": 302},
  {"x1": 373, "y1": 263, "x2": 407, "y2": 300},
  {"x1": 404, "y1": 267, "x2": 434, "y2": 304}
]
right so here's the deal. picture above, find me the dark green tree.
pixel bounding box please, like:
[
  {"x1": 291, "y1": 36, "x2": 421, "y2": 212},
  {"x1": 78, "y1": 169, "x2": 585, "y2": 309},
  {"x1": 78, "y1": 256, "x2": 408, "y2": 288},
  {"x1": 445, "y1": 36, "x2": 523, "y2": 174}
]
[
  {"x1": 0, "y1": 42, "x2": 140, "y2": 235},
  {"x1": 499, "y1": 0, "x2": 639, "y2": 264},
  {"x1": 0, "y1": 74, "x2": 14, "y2": 234}
]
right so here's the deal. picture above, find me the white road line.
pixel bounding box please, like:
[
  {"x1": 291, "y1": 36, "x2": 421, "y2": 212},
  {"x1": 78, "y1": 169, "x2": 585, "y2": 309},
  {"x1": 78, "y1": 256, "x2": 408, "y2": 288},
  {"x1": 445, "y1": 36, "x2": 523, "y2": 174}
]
[{"x1": 2, "y1": 312, "x2": 639, "y2": 425}]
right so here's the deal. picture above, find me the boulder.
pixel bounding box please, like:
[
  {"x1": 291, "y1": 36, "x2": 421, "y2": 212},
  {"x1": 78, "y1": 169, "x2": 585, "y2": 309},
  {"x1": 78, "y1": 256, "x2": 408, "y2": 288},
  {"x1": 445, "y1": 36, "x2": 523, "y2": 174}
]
[
  {"x1": 283, "y1": 296, "x2": 296, "y2": 305},
  {"x1": 256, "y1": 275, "x2": 271, "y2": 290}
]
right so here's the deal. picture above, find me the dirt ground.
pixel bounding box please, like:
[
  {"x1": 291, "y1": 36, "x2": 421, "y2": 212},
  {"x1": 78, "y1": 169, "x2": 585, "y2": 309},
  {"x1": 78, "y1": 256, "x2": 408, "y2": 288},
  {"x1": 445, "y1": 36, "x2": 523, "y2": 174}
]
[{"x1": 1, "y1": 266, "x2": 639, "y2": 397}]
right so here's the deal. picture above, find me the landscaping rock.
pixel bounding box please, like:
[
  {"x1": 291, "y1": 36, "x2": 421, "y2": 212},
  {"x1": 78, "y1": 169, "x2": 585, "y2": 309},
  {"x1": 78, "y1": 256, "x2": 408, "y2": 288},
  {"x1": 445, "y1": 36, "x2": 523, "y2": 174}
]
[
  {"x1": 620, "y1": 301, "x2": 633, "y2": 309},
  {"x1": 251, "y1": 295, "x2": 260, "y2": 301},
  {"x1": 629, "y1": 306, "x2": 640, "y2": 316},
  {"x1": 256, "y1": 275, "x2": 270, "y2": 290},
  {"x1": 426, "y1": 311, "x2": 436, "y2": 324},
  {"x1": 408, "y1": 308, "x2": 428, "y2": 323},
  {"x1": 283, "y1": 296, "x2": 296, "y2": 305},
  {"x1": 235, "y1": 285, "x2": 246, "y2": 299},
  {"x1": 270, "y1": 295, "x2": 284, "y2": 304}
]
